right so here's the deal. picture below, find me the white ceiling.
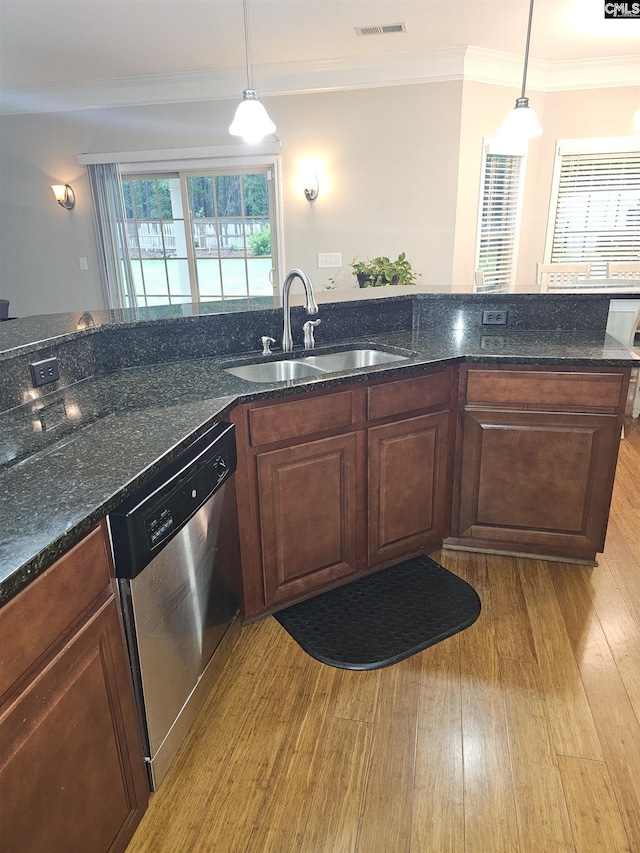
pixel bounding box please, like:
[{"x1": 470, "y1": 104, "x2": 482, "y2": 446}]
[{"x1": 0, "y1": 1, "x2": 638, "y2": 104}]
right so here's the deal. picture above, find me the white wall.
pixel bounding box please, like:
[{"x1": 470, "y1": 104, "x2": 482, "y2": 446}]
[
  {"x1": 0, "y1": 82, "x2": 462, "y2": 317},
  {"x1": 0, "y1": 112, "x2": 104, "y2": 316},
  {"x1": 516, "y1": 85, "x2": 640, "y2": 292},
  {"x1": 276, "y1": 83, "x2": 462, "y2": 293},
  {"x1": 450, "y1": 80, "x2": 525, "y2": 292},
  {"x1": 0, "y1": 79, "x2": 637, "y2": 316},
  {"x1": 449, "y1": 81, "x2": 640, "y2": 294}
]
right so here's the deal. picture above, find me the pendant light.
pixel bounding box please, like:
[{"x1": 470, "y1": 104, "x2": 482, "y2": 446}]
[
  {"x1": 496, "y1": 0, "x2": 542, "y2": 146},
  {"x1": 229, "y1": 0, "x2": 276, "y2": 144}
]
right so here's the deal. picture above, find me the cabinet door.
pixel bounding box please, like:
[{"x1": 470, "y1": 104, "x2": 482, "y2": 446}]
[
  {"x1": 452, "y1": 408, "x2": 620, "y2": 561},
  {"x1": 0, "y1": 597, "x2": 149, "y2": 853},
  {"x1": 257, "y1": 432, "x2": 361, "y2": 604},
  {"x1": 368, "y1": 410, "x2": 450, "y2": 565}
]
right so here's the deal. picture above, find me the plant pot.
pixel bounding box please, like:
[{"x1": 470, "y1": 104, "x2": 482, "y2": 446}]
[{"x1": 357, "y1": 273, "x2": 398, "y2": 288}]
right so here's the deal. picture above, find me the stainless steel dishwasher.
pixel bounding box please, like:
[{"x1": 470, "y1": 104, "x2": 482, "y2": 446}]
[{"x1": 109, "y1": 422, "x2": 240, "y2": 790}]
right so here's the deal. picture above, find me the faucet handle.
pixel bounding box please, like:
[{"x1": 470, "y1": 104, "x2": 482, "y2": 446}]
[
  {"x1": 261, "y1": 336, "x2": 276, "y2": 356},
  {"x1": 303, "y1": 319, "x2": 322, "y2": 350}
]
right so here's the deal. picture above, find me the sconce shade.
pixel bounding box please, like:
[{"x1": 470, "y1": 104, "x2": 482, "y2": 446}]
[
  {"x1": 229, "y1": 90, "x2": 276, "y2": 144},
  {"x1": 635, "y1": 108, "x2": 640, "y2": 133},
  {"x1": 304, "y1": 175, "x2": 319, "y2": 202},
  {"x1": 51, "y1": 184, "x2": 75, "y2": 209}
]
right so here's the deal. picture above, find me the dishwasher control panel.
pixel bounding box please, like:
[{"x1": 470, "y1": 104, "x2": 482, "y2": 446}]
[
  {"x1": 143, "y1": 451, "x2": 231, "y2": 551},
  {"x1": 109, "y1": 422, "x2": 236, "y2": 580}
]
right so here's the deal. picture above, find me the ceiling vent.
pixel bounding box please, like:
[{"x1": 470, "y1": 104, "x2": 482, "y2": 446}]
[{"x1": 355, "y1": 22, "x2": 407, "y2": 37}]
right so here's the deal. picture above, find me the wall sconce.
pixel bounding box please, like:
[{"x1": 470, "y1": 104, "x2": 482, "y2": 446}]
[
  {"x1": 303, "y1": 174, "x2": 320, "y2": 202},
  {"x1": 76, "y1": 312, "x2": 96, "y2": 330},
  {"x1": 51, "y1": 184, "x2": 75, "y2": 210}
]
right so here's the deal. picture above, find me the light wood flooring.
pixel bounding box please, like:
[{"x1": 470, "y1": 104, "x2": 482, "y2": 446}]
[{"x1": 128, "y1": 417, "x2": 640, "y2": 853}]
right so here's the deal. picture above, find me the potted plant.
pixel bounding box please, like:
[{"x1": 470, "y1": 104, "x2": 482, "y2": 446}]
[{"x1": 350, "y1": 253, "x2": 420, "y2": 288}]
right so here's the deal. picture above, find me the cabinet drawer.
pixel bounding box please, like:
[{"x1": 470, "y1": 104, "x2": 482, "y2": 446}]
[
  {"x1": 248, "y1": 390, "x2": 355, "y2": 446},
  {"x1": 0, "y1": 525, "x2": 112, "y2": 702},
  {"x1": 367, "y1": 370, "x2": 451, "y2": 421},
  {"x1": 465, "y1": 369, "x2": 626, "y2": 413}
]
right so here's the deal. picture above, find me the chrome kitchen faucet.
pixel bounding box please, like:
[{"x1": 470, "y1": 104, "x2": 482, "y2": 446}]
[{"x1": 281, "y1": 269, "x2": 319, "y2": 352}]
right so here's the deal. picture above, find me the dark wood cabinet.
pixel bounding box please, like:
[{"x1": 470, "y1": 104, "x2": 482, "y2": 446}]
[
  {"x1": 0, "y1": 524, "x2": 149, "y2": 853},
  {"x1": 368, "y1": 410, "x2": 450, "y2": 565},
  {"x1": 257, "y1": 432, "x2": 362, "y2": 603},
  {"x1": 232, "y1": 368, "x2": 456, "y2": 620},
  {"x1": 232, "y1": 362, "x2": 628, "y2": 618},
  {"x1": 447, "y1": 366, "x2": 628, "y2": 563}
]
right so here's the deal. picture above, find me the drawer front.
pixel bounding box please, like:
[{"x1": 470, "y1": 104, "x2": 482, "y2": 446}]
[
  {"x1": 248, "y1": 390, "x2": 355, "y2": 446},
  {"x1": 0, "y1": 524, "x2": 112, "y2": 702},
  {"x1": 465, "y1": 369, "x2": 626, "y2": 413},
  {"x1": 367, "y1": 370, "x2": 451, "y2": 421}
]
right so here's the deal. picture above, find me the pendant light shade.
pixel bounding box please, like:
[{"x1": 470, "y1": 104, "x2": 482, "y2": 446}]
[
  {"x1": 230, "y1": 90, "x2": 276, "y2": 144},
  {"x1": 229, "y1": 0, "x2": 276, "y2": 143},
  {"x1": 496, "y1": 96, "x2": 542, "y2": 145},
  {"x1": 496, "y1": 0, "x2": 542, "y2": 147}
]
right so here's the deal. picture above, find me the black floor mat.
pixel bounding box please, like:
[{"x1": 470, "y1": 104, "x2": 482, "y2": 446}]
[{"x1": 274, "y1": 555, "x2": 481, "y2": 670}]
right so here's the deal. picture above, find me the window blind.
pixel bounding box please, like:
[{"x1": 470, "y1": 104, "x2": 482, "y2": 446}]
[
  {"x1": 475, "y1": 153, "x2": 525, "y2": 294},
  {"x1": 550, "y1": 151, "x2": 640, "y2": 278}
]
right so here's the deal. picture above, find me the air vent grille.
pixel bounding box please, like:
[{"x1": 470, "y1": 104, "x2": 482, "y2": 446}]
[{"x1": 355, "y1": 22, "x2": 406, "y2": 37}]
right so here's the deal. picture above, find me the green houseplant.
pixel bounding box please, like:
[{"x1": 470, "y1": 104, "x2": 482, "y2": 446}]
[{"x1": 350, "y1": 253, "x2": 420, "y2": 287}]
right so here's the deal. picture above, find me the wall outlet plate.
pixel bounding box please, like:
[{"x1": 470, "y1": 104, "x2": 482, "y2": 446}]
[
  {"x1": 30, "y1": 357, "x2": 60, "y2": 388},
  {"x1": 481, "y1": 335, "x2": 507, "y2": 350},
  {"x1": 482, "y1": 310, "x2": 509, "y2": 326},
  {"x1": 317, "y1": 252, "x2": 342, "y2": 269}
]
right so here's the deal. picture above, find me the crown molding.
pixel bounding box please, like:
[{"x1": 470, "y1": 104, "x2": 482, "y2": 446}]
[
  {"x1": 1, "y1": 47, "x2": 638, "y2": 116},
  {"x1": 463, "y1": 47, "x2": 640, "y2": 92}
]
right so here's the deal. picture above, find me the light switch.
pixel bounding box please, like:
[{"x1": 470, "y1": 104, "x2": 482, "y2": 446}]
[
  {"x1": 317, "y1": 253, "x2": 342, "y2": 269},
  {"x1": 79, "y1": 257, "x2": 88, "y2": 270}
]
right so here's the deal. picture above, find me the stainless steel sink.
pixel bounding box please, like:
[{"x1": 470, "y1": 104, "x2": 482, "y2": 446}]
[
  {"x1": 301, "y1": 349, "x2": 407, "y2": 371},
  {"x1": 224, "y1": 348, "x2": 409, "y2": 383},
  {"x1": 224, "y1": 360, "x2": 326, "y2": 382}
]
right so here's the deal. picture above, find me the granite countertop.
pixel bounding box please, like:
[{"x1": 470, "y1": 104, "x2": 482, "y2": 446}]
[{"x1": 1, "y1": 323, "x2": 638, "y2": 607}]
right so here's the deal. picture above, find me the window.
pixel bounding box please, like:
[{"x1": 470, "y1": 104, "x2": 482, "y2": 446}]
[
  {"x1": 81, "y1": 144, "x2": 283, "y2": 314},
  {"x1": 122, "y1": 175, "x2": 190, "y2": 307},
  {"x1": 475, "y1": 145, "x2": 526, "y2": 293},
  {"x1": 187, "y1": 172, "x2": 273, "y2": 309},
  {"x1": 121, "y1": 168, "x2": 277, "y2": 310},
  {"x1": 546, "y1": 139, "x2": 640, "y2": 278}
]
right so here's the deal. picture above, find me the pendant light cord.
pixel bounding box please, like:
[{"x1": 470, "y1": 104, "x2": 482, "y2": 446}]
[
  {"x1": 242, "y1": 0, "x2": 253, "y2": 91},
  {"x1": 520, "y1": 0, "x2": 534, "y2": 99}
]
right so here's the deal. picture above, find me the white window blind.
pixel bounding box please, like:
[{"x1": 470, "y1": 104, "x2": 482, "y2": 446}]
[
  {"x1": 475, "y1": 152, "x2": 525, "y2": 293},
  {"x1": 549, "y1": 150, "x2": 640, "y2": 278}
]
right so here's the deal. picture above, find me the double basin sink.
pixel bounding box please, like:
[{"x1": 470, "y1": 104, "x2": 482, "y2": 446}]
[{"x1": 224, "y1": 348, "x2": 409, "y2": 383}]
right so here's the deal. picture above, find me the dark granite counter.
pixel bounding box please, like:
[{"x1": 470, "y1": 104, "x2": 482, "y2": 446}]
[{"x1": 2, "y1": 294, "x2": 639, "y2": 607}]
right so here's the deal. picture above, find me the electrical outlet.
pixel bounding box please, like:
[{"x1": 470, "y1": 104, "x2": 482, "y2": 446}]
[
  {"x1": 30, "y1": 357, "x2": 60, "y2": 388},
  {"x1": 482, "y1": 310, "x2": 509, "y2": 326},
  {"x1": 481, "y1": 335, "x2": 507, "y2": 350}
]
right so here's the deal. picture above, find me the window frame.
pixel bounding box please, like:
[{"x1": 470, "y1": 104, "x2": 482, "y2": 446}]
[
  {"x1": 543, "y1": 136, "x2": 640, "y2": 278},
  {"x1": 79, "y1": 144, "x2": 284, "y2": 311},
  {"x1": 474, "y1": 139, "x2": 527, "y2": 294}
]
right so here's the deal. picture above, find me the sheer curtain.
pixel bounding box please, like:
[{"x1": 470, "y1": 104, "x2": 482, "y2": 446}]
[{"x1": 87, "y1": 163, "x2": 136, "y2": 314}]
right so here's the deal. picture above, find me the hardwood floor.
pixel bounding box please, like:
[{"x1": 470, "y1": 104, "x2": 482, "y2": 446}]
[{"x1": 127, "y1": 417, "x2": 640, "y2": 853}]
